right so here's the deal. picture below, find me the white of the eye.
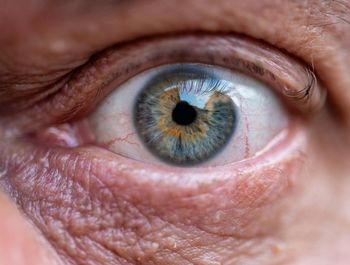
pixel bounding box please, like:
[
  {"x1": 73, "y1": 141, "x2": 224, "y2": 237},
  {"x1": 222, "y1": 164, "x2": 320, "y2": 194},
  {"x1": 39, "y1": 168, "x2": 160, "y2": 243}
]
[
  {"x1": 89, "y1": 64, "x2": 287, "y2": 166},
  {"x1": 217, "y1": 73, "x2": 287, "y2": 165}
]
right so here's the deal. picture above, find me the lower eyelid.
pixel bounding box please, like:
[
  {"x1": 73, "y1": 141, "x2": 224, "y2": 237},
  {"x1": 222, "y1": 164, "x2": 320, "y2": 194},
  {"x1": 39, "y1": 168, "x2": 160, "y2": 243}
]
[{"x1": 0, "y1": 117, "x2": 306, "y2": 240}]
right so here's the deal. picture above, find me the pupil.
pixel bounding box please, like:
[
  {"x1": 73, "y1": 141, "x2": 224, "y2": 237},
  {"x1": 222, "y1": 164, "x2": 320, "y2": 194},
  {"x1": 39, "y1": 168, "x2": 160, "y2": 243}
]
[{"x1": 172, "y1": 101, "x2": 197, "y2": 126}]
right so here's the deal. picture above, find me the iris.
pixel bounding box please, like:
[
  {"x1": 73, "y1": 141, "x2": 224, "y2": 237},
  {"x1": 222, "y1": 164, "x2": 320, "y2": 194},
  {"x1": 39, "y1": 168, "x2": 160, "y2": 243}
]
[{"x1": 134, "y1": 65, "x2": 237, "y2": 166}]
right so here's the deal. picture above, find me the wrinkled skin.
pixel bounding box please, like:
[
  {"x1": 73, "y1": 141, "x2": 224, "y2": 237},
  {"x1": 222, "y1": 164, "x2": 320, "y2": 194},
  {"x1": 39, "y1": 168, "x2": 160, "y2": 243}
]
[{"x1": 1, "y1": 1, "x2": 350, "y2": 265}]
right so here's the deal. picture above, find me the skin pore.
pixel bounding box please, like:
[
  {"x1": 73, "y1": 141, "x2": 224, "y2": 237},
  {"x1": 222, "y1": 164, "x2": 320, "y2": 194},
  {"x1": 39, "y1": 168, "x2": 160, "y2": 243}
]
[{"x1": 0, "y1": 0, "x2": 350, "y2": 264}]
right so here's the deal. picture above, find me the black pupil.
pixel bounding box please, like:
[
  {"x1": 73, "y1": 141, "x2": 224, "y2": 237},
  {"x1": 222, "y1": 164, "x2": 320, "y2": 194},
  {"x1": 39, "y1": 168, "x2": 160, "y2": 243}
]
[{"x1": 172, "y1": 101, "x2": 197, "y2": 126}]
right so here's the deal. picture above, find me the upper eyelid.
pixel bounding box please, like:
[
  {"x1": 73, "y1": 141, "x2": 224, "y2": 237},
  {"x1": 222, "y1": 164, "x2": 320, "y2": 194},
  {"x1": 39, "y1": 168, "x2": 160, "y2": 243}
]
[{"x1": 0, "y1": 34, "x2": 326, "y2": 134}]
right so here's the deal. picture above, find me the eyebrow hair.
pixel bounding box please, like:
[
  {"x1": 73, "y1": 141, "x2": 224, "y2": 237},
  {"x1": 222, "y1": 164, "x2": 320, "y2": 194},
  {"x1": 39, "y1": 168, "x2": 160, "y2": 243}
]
[
  {"x1": 75, "y1": 0, "x2": 350, "y2": 30},
  {"x1": 2, "y1": 0, "x2": 349, "y2": 27},
  {"x1": 319, "y1": 0, "x2": 350, "y2": 26}
]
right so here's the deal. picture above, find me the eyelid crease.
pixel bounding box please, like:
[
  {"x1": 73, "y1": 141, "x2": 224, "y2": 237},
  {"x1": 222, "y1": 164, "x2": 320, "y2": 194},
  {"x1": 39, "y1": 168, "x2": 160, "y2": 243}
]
[{"x1": 0, "y1": 34, "x2": 326, "y2": 135}]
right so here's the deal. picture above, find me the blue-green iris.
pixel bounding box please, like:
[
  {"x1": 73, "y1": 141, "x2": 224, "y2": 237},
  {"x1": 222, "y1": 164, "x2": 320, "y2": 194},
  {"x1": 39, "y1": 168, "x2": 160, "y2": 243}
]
[{"x1": 134, "y1": 64, "x2": 237, "y2": 166}]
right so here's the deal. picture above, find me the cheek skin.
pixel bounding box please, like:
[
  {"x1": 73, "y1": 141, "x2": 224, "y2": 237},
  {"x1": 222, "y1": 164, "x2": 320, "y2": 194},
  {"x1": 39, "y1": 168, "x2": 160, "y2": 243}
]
[
  {"x1": 0, "y1": 192, "x2": 62, "y2": 265},
  {"x1": 0, "y1": 122, "x2": 306, "y2": 264}
]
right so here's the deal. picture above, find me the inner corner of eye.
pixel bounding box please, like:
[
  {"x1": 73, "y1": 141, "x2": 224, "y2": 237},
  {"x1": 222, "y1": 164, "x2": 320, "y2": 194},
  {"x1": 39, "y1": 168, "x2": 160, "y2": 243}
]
[{"x1": 88, "y1": 63, "x2": 289, "y2": 167}]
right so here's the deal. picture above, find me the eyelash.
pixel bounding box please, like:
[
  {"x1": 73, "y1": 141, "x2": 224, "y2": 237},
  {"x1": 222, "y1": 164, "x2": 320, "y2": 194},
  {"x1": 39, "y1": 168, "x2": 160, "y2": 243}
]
[
  {"x1": 1, "y1": 34, "x2": 325, "y2": 135},
  {"x1": 162, "y1": 74, "x2": 232, "y2": 96}
]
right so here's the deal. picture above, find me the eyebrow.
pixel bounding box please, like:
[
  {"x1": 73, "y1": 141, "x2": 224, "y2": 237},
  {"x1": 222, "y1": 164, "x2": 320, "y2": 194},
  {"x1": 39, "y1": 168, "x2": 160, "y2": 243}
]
[
  {"x1": 2, "y1": 0, "x2": 349, "y2": 35},
  {"x1": 91, "y1": 0, "x2": 350, "y2": 21},
  {"x1": 1, "y1": 0, "x2": 349, "y2": 20},
  {"x1": 67, "y1": 0, "x2": 350, "y2": 24},
  {"x1": 317, "y1": 0, "x2": 350, "y2": 26}
]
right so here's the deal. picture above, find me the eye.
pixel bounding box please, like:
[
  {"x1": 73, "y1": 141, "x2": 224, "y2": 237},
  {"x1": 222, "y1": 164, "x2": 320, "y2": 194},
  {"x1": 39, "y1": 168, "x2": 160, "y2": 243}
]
[
  {"x1": 18, "y1": 35, "x2": 325, "y2": 170},
  {"x1": 89, "y1": 63, "x2": 287, "y2": 167}
]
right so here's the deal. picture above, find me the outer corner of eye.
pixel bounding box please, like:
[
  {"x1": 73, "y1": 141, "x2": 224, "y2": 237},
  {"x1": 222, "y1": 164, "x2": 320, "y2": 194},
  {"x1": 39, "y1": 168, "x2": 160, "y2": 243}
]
[{"x1": 87, "y1": 63, "x2": 294, "y2": 168}]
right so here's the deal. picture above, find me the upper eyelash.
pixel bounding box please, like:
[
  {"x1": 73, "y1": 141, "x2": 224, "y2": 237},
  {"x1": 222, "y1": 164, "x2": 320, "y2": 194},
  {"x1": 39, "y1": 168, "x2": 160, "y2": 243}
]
[
  {"x1": 170, "y1": 78, "x2": 231, "y2": 95},
  {"x1": 282, "y1": 67, "x2": 317, "y2": 101},
  {"x1": 150, "y1": 64, "x2": 232, "y2": 96}
]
